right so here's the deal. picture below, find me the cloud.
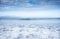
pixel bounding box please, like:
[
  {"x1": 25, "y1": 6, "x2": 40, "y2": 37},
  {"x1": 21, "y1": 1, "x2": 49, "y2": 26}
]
[
  {"x1": 0, "y1": 0, "x2": 60, "y2": 11},
  {"x1": 0, "y1": 0, "x2": 60, "y2": 7}
]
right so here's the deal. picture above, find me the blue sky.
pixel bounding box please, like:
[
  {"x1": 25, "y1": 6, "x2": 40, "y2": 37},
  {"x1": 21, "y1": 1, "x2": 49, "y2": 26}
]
[{"x1": 0, "y1": 0, "x2": 60, "y2": 18}]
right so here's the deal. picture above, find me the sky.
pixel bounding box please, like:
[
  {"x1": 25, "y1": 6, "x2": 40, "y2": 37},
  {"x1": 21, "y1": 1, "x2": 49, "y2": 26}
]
[{"x1": 0, "y1": 0, "x2": 60, "y2": 18}]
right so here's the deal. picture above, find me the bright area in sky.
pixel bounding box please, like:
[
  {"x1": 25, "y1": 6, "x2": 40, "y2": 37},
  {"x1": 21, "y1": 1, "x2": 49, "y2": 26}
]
[{"x1": 0, "y1": 9, "x2": 60, "y2": 18}]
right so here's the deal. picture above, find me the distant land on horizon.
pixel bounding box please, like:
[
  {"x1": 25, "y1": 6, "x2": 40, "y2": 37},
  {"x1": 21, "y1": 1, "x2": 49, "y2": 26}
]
[{"x1": 0, "y1": 16, "x2": 60, "y2": 20}]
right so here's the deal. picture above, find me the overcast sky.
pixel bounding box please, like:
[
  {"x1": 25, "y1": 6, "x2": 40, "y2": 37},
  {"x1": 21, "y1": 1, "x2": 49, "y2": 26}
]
[{"x1": 0, "y1": 0, "x2": 60, "y2": 18}]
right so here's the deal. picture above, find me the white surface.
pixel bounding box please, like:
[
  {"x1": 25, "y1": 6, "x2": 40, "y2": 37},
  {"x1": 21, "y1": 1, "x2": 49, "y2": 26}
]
[{"x1": 0, "y1": 20, "x2": 60, "y2": 39}]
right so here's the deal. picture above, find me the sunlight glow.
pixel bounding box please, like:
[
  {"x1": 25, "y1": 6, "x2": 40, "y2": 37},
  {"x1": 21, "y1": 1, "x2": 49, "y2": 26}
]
[{"x1": 0, "y1": 10, "x2": 60, "y2": 18}]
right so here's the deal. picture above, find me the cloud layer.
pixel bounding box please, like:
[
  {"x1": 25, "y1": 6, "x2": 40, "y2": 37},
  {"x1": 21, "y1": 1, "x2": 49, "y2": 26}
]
[
  {"x1": 0, "y1": 0, "x2": 60, "y2": 18},
  {"x1": 0, "y1": 0, "x2": 60, "y2": 11},
  {"x1": 0, "y1": 0, "x2": 60, "y2": 7}
]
